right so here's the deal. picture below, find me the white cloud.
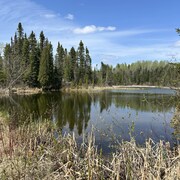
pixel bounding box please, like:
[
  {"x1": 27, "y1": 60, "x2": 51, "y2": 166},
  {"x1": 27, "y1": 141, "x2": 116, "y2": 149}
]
[
  {"x1": 43, "y1": 13, "x2": 57, "y2": 19},
  {"x1": 73, "y1": 25, "x2": 116, "y2": 34},
  {"x1": 0, "y1": 0, "x2": 179, "y2": 66},
  {"x1": 65, "y1": 13, "x2": 74, "y2": 20}
]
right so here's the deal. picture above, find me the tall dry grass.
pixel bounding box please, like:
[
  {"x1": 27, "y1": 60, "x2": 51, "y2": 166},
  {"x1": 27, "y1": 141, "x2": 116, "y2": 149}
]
[{"x1": 0, "y1": 119, "x2": 179, "y2": 180}]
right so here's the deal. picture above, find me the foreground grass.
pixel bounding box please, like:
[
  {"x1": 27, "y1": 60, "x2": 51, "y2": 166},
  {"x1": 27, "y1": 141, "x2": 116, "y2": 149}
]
[{"x1": 0, "y1": 119, "x2": 179, "y2": 180}]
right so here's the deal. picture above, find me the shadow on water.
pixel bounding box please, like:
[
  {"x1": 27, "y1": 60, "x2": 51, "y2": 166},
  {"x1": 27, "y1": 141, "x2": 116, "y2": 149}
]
[{"x1": 0, "y1": 88, "x2": 179, "y2": 153}]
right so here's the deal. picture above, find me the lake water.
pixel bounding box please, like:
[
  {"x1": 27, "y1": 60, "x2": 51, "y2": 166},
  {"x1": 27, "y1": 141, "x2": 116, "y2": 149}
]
[{"x1": 0, "y1": 88, "x2": 178, "y2": 153}]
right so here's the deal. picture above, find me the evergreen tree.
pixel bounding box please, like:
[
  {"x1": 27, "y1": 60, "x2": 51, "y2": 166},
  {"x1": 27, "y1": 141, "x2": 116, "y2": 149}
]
[
  {"x1": 64, "y1": 54, "x2": 71, "y2": 82},
  {"x1": 21, "y1": 34, "x2": 30, "y2": 83},
  {"x1": 55, "y1": 42, "x2": 64, "y2": 84},
  {"x1": 38, "y1": 40, "x2": 54, "y2": 90},
  {"x1": 53, "y1": 66, "x2": 61, "y2": 89},
  {"x1": 39, "y1": 31, "x2": 45, "y2": 54},
  {"x1": 85, "y1": 47, "x2": 92, "y2": 84},
  {"x1": 77, "y1": 40, "x2": 85, "y2": 84},
  {"x1": 17, "y1": 22, "x2": 24, "y2": 56},
  {"x1": 69, "y1": 47, "x2": 77, "y2": 83},
  {"x1": 28, "y1": 31, "x2": 39, "y2": 87}
]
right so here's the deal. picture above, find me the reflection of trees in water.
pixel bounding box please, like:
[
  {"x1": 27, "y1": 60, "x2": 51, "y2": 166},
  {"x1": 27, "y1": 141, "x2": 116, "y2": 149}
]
[
  {"x1": 54, "y1": 93, "x2": 91, "y2": 135},
  {"x1": 0, "y1": 92, "x2": 92, "y2": 135},
  {"x1": 97, "y1": 92, "x2": 177, "y2": 113},
  {"x1": 0, "y1": 95, "x2": 41, "y2": 127},
  {"x1": 98, "y1": 91, "x2": 112, "y2": 113},
  {"x1": 0, "y1": 91, "x2": 177, "y2": 135}
]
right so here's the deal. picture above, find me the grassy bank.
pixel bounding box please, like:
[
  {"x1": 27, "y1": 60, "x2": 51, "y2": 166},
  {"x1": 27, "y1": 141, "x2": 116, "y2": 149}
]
[
  {"x1": 0, "y1": 87, "x2": 42, "y2": 96},
  {"x1": 0, "y1": 118, "x2": 179, "y2": 180},
  {"x1": 0, "y1": 85, "x2": 179, "y2": 96},
  {"x1": 61, "y1": 85, "x2": 178, "y2": 93}
]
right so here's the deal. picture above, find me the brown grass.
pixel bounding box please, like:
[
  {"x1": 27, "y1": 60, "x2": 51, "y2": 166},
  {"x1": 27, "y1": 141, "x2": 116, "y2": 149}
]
[{"x1": 0, "y1": 119, "x2": 179, "y2": 180}]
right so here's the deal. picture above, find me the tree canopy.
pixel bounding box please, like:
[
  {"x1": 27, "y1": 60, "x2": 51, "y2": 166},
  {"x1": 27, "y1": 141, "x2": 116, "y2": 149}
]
[{"x1": 0, "y1": 23, "x2": 179, "y2": 90}]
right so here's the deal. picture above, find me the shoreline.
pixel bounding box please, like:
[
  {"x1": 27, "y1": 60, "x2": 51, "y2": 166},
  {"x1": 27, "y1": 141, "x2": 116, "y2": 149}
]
[
  {"x1": 0, "y1": 85, "x2": 179, "y2": 96},
  {"x1": 0, "y1": 87, "x2": 42, "y2": 96},
  {"x1": 62, "y1": 85, "x2": 178, "y2": 93}
]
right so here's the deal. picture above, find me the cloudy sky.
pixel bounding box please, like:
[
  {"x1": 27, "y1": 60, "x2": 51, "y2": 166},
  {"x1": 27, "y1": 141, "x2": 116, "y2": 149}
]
[{"x1": 0, "y1": 0, "x2": 180, "y2": 66}]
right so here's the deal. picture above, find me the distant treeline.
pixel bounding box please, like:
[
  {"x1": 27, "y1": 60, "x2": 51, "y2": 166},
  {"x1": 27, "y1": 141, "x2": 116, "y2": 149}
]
[
  {"x1": 99, "y1": 61, "x2": 179, "y2": 86},
  {"x1": 0, "y1": 23, "x2": 179, "y2": 90}
]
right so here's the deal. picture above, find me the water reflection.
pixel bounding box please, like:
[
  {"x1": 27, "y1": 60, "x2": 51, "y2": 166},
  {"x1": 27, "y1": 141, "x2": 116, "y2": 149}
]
[{"x1": 0, "y1": 90, "x2": 178, "y2": 148}]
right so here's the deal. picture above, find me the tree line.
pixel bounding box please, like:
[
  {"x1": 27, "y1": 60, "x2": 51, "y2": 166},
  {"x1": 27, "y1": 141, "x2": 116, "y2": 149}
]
[
  {"x1": 96, "y1": 61, "x2": 179, "y2": 86},
  {"x1": 0, "y1": 23, "x2": 92, "y2": 90},
  {"x1": 0, "y1": 23, "x2": 179, "y2": 90}
]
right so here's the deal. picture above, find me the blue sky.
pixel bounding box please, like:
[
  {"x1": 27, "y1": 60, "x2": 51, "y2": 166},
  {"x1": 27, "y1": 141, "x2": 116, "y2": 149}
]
[{"x1": 0, "y1": 0, "x2": 180, "y2": 66}]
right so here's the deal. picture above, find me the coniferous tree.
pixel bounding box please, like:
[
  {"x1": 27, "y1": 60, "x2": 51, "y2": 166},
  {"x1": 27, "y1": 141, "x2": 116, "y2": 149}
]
[
  {"x1": 16, "y1": 23, "x2": 24, "y2": 83},
  {"x1": 64, "y1": 54, "x2": 71, "y2": 82},
  {"x1": 53, "y1": 66, "x2": 61, "y2": 89},
  {"x1": 3, "y1": 22, "x2": 179, "y2": 90},
  {"x1": 69, "y1": 47, "x2": 77, "y2": 83},
  {"x1": 28, "y1": 31, "x2": 39, "y2": 87},
  {"x1": 11, "y1": 33, "x2": 20, "y2": 83},
  {"x1": 17, "y1": 22, "x2": 24, "y2": 56},
  {"x1": 39, "y1": 31, "x2": 45, "y2": 55},
  {"x1": 85, "y1": 47, "x2": 92, "y2": 84},
  {"x1": 55, "y1": 42, "x2": 64, "y2": 84},
  {"x1": 21, "y1": 33, "x2": 30, "y2": 83},
  {"x1": 38, "y1": 40, "x2": 54, "y2": 90},
  {"x1": 77, "y1": 40, "x2": 85, "y2": 84}
]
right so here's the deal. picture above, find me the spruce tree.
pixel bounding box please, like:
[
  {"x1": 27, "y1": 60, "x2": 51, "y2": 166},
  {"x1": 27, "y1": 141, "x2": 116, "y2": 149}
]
[
  {"x1": 39, "y1": 31, "x2": 45, "y2": 54},
  {"x1": 77, "y1": 40, "x2": 85, "y2": 84},
  {"x1": 38, "y1": 40, "x2": 54, "y2": 90},
  {"x1": 28, "y1": 31, "x2": 39, "y2": 87},
  {"x1": 21, "y1": 34, "x2": 30, "y2": 83},
  {"x1": 53, "y1": 66, "x2": 61, "y2": 89},
  {"x1": 55, "y1": 42, "x2": 64, "y2": 85},
  {"x1": 69, "y1": 47, "x2": 77, "y2": 83},
  {"x1": 64, "y1": 54, "x2": 71, "y2": 82},
  {"x1": 85, "y1": 47, "x2": 92, "y2": 84},
  {"x1": 17, "y1": 22, "x2": 24, "y2": 56}
]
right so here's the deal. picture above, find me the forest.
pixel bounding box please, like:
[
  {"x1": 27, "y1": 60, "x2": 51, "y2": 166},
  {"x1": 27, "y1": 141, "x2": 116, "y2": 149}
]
[{"x1": 0, "y1": 23, "x2": 179, "y2": 90}]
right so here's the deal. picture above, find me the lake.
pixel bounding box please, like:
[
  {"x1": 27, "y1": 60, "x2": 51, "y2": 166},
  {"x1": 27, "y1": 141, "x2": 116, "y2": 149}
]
[{"x1": 0, "y1": 88, "x2": 178, "y2": 153}]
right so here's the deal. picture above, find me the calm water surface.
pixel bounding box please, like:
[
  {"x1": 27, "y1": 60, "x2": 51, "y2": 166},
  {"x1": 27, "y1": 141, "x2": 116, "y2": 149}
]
[{"x1": 0, "y1": 88, "x2": 178, "y2": 153}]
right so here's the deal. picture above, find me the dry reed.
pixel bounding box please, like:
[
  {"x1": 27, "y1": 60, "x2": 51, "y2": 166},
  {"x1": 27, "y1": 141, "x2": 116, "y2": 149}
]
[{"x1": 0, "y1": 119, "x2": 179, "y2": 180}]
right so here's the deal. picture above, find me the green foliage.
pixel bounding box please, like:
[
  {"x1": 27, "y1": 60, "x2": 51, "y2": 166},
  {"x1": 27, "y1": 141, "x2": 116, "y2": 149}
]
[
  {"x1": 27, "y1": 31, "x2": 40, "y2": 87},
  {"x1": 39, "y1": 31, "x2": 45, "y2": 54},
  {"x1": 38, "y1": 41, "x2": 53, "y2": 90},
  {"x1": 17, "y1": 22, "x2": 24, "y2": 56},
  {"x1": 101, "y1": 61, "x2": 178, "y2": 86},
  {"x1": 1, "y1": 22, "x2": 179, "y2": 90},
  {"x1": 55, "y1": 42, "x2": 64, "y2": 85},
  {"x1": 69, "y1": 47, "x2": 76, "y2": 81},
  {"x1": 64, "y1": 54, "x2": 71, "y2": 82},
  {"x1": 77, "y1": 40, "x2": 85, "y2": 83},
  {"x1": 1, "y1": 23, "x2": 94, "y2": 90},
  {"x1": 53, "y1": 66, "x2": 61, "y2": 89},
  {"x1": 0, "y1": 55, "x2": 6, "y2": 85},
  {"x1": 100, "y1": 62, "x2": 114, "y2": 86},
  {"x1": 85, "y1": 47, "x2": 92, "y2": 83}
]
